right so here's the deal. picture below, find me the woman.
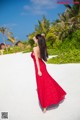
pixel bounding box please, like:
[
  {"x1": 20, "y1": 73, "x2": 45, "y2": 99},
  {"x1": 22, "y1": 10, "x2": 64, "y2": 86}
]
[{"x1": 31, "y1": 34, "x2": 66, "y2": 113}]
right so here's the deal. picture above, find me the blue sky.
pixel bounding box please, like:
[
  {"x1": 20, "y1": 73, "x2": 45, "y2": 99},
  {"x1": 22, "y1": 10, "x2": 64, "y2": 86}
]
[{"x1": 0, "y1": 0, "x2": 69, "y2": 43}]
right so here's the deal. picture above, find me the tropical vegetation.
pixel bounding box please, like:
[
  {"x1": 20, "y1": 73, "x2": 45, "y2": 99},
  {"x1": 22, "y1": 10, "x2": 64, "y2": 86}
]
[
  {"x1": 0, "y1": 1, "x2": 80, "y2": 63},
  {"x1": 27, "y1": 1, "x2": 80, "y2": 64}
]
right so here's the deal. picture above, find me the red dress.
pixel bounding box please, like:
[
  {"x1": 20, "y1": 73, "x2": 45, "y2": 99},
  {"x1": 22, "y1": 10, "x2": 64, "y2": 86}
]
[{"x1": 31, "y1": 52, "x2": 66, "y2": 108}]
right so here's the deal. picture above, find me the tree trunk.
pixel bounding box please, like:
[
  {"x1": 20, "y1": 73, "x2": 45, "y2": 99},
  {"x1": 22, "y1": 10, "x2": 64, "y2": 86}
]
[{"x1": 3, "y1": 34, "x2": 8, "y2": 53}]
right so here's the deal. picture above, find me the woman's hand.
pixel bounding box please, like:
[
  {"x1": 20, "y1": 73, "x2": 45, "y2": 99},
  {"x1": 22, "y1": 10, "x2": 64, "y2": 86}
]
[{"x1": 38, "y1": 71, "x2": 42, "y2": 76}]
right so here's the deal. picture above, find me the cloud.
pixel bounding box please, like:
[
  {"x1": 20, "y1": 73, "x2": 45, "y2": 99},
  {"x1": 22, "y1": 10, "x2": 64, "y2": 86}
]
[
  {"x1": 1, "y1": 23, "x2": 17, "y2": 27},
  {"x1": 22, "y1": 0, "x2": 58, "y2": 15},
  {"x1": 24, "y1": 5, "x2": 31, "y2": 11},
  {"x1": 21, "y1": 12, "x2": 28, "y2": 16},
  {"x1": 31, "y1": 0, "x2": 57, "y2": 9}
]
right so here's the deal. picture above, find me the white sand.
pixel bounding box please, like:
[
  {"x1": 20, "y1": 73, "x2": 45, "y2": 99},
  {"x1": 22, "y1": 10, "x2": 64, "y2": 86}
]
[{"x1": 0, "y1": 52, "x2": 80, "y2": 120}]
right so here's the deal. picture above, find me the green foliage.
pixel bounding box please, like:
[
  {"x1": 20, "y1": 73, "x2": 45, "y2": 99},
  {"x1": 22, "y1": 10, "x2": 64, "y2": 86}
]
[
  {"x1": 3, "y1": 46, "x2": 22, "y2": 54},
  {"x1": 47, "y1": 49, "x2": 80, "y2": 64},
  {"x1": 47, "y1": 29, "x2": 80, "y2": 64},
  {"x1": 28, "y1": 39, "x2": 34, "y2": 47},
  {"x1": 46, "y1": 32, "x2": 56, "y2": 41},
  {"x1": 22, "y1": 48, "x2": 32, "y2": 53},
  {"x1": 46, "y1": 40, "x2": 54, "y2": 49},
  {"x1": 21, "y1": 41, "x2": 28, "y2": 45},
  {"x1": 53, "y1": 39, "x2": 62, "y2": 49},
  {"x1": 35, "y1": 15, "x2": 50, "y2": 35},
  {"x1": 71, "y1": 30, "x2": 80, "y2": 49},
  {"x1": 27, "y1": 32, "x2": 35, "y2": 40},
  {"x1": 47, "y1": 48, "x2": 61, "y2": 55},
  {"x1": 2, "y1": 42, "x2": 33, "y2": 55},
  {"x1": 60, "y1": 30, "x2": 80, "y2": 50}
]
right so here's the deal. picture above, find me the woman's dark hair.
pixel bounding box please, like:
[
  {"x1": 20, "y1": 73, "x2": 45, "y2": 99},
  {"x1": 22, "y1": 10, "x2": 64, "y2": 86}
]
[
  {"x1": 0, "y1": 44, "x2": 1, "y2": 50},
  {"x1": 35, "y1": 34, "x2": 48, "y2": 61}
]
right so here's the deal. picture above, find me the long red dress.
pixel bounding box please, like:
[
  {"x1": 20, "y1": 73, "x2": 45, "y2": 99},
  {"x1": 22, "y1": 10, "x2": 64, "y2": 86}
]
[{"x1": 31, "y1": 51, "x2": 66, "y2": 108}]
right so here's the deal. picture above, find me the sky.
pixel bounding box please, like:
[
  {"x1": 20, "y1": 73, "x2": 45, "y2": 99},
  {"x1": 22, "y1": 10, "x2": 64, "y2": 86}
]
[{"x1": 0, "y1": 0, "x2": 72, "y2": 43}]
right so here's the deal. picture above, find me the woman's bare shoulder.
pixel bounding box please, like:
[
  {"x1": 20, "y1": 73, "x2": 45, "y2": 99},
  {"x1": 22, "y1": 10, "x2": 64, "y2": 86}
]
[
  {"x1": 33, "y1": 47, "x2": 40, "y2": 57},
  {"x1": 33, "y1": 46, "x2": 39, "y2": 51}
]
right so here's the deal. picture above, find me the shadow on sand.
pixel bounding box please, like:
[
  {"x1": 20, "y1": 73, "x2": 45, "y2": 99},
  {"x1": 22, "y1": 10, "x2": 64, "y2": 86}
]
[{"x1": 38, "y1": 98, "x2": 66, "y2": 112}]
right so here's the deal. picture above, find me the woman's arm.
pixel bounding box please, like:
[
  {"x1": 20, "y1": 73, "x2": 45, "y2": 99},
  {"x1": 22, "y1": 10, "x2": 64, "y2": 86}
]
[{"x1": 33, "y1": 47, "x2": 42, "y2": 76}]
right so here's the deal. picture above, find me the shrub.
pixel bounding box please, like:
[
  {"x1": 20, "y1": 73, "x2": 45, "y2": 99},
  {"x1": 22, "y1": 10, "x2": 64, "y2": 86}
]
[{"x1": 47, "y1": 49, "x2": 80, "y2": 64}]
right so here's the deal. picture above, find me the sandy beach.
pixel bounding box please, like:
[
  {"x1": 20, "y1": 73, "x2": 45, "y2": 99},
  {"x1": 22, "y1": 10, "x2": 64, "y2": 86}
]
[{"x1": 0, "y1": 52, "x2": 80, "y2": 120}]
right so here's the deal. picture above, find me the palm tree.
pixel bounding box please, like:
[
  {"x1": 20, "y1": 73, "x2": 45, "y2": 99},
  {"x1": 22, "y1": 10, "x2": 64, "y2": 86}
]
[
  {"x1": 53, "y1": 2, "x2": 80, "y2": 40},
  {"x1": 7, "y1": 31, "x2": 16, "y2": 46},
  {"x1": 0, "y1": 27, "x2": 8, "y2": 52},
  {"x1": 28, "y1": 2, "x2": 80, "y2": 43},
  {"x1": 64, "y1": 2, "x2": 80, "y2": 31},
  {"x1": 35, "y1": 16, "x2": 50, "y2": 36}
]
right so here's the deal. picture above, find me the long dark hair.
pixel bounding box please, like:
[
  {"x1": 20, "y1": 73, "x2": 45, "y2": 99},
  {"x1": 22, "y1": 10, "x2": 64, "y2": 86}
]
[{"x1": 35, "y1": 34, "x2": 48, "y2": 61}]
